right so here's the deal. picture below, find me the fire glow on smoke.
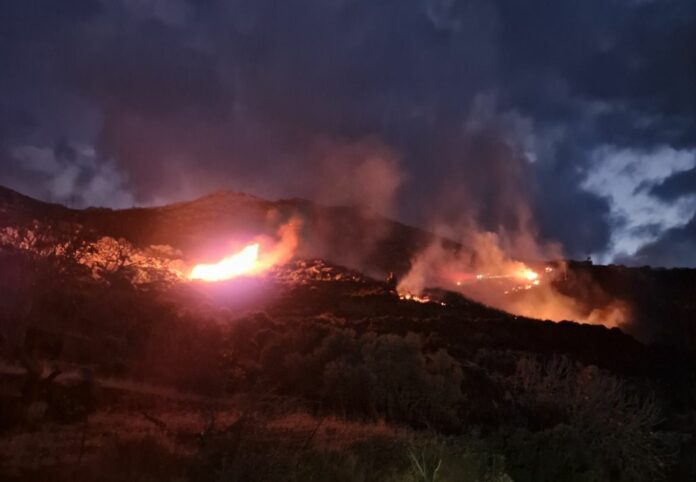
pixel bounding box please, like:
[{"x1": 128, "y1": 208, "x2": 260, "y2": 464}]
[
  {"x1": 397, "y1": 235, "x2": 629, "y2": 328},
  {"x1": 188, "y1": 219, "x2": 301, "y2": 283},
  {"x1": 400, "y1": 265, "x2": 546, "y2": 304},
  {"x1": 186, "y1": 218, "x2": 628, "y2": 329}
]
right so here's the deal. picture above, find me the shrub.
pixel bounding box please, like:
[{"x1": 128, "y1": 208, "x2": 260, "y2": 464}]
[
  {"x1": 406, "y1": 434, "x2": 513, "y2": 482},
  {"x1": 508, "y1": 356, "x2": 668, "y2": 481},
  {"x1": 225, "y1": 316, "x2": 465, "y2": 428}
]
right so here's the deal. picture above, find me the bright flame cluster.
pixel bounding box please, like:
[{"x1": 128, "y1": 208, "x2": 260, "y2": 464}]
[
  {"x1": 189, "y1": 243, "x2": 261, "y2": 282},
  {"x1": 519, "y1": 268, "x2": 539, "y2": 282},
  {"x1": 399, "y1": 292, "x2": 431, "y2": 303},
  {"x1": 187, "y1": 219, "x2": 301, "y2": 283},
  {"x1": 453, "y1": 265, "x2": 549, "y2": 294},
  {"x1": 398, "y1": 292, "x2": 447, "y2": 306}
]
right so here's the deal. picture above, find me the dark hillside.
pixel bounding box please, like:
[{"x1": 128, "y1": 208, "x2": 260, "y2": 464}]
[
  {"x1": 3, "y1": 184, "x2": 696, "y2": 348},
  {"x1": 1, "y1": 186, "x2": 696, "y2": 480}
]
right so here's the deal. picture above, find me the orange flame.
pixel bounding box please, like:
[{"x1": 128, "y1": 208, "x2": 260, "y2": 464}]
[
  {"x1": 519, "y1": 268, "x2": 539, "y2": 282},
  {"x1": 398, "y1": 234, "x2": 629, "y2": 328},
  {"x1": 188, "y1": 218, "x2": 302, "y2": 283},
  {"x1": 189, "y1": 243, "x2": 262, "y2": 282}
]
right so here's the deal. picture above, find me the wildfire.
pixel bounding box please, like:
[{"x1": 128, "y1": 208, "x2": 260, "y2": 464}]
[
  {"x1": 397, "y1": 233, "x2": 627, "y2": 328},
  {"x1": 189, "y1": 243, "x2": 262, "y2": 282},
  {"x1": 457, "y1": 266, "x2": 544, "y2": 288},
  {"x1": 398, "y1": 292, "x2": 447, "y2": 306},
  {"x1": 399, "y1": 292, "x2": 431, "y2": 303},
  {"x1": 519, "y1": 268, "x2": 539, "y2": 282},
  {"x1": 187, "y1": 218, "x2": 302, "y2": 283}
]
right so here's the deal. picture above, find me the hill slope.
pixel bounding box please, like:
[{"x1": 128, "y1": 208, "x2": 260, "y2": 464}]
[
  {"x1": 1, "y1": 185, "x2": 696, "y2": 481},
  {"x1": 0, "y1": 185, "x2": 436, "y2": 277},
  {"x1": 2, "y1": 184, "x2": 696, "y2": 348}
]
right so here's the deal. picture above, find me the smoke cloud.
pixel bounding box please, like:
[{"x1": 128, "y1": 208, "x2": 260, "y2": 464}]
[
  {"x1": 397, "y1": 103, "x2": 630, "y2": 329},
  {"x1": 0, "y1": 0, "x2": 694, "y2": 266},
  {"x1": 307, "y1": 137, "x2": 404, "y2": 217}
]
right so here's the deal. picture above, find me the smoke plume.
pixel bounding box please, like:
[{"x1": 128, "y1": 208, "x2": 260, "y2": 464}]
[{"x1": 397, "y1": 104, "x2": 630, "y2": 329}]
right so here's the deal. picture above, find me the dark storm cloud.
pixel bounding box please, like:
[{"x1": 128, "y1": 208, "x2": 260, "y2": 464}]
[
  {"x1": 497, "y1": 0, "x2": 696, "y2": 147},
  {"x1": 623, "y1": 214, "x2": 696, "y2": 268},
  {"x1": 0, "y1": 0, "x2": 695, "y2": 262},
  {"x1": 651, "y1": 167, "x2": 696, "y2": 202},
  {"x1": 534, "y1": 156, "x2": 613, "y2": 257}
]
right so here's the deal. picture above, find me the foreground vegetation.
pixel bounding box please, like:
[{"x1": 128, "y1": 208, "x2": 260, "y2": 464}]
[{"x1": 1, "y1": 249, "x2": 694, "y2": 480}]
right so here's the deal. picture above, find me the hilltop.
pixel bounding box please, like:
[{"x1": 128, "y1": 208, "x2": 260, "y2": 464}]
[{"x1": 2, "y1": 184, "x2": 696, "y2": 348}]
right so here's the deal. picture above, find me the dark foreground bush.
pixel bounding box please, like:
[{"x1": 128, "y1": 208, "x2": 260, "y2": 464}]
[
  {"x1": 505, "y1": 356, "x2": 670, "y2": 482},
  {"x1": 226, "y1": 314, "x2": 465, "y2": 429},
  {"x1": 5, "y1": 426, "x2": 514, "y2": 482}
]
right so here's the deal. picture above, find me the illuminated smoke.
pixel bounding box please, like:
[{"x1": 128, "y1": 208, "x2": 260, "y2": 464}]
[
  {"x1": 188, "y1": 217, "x2": 301, "y2": 282},
  {"x1": 398, "y1": 230, "x2": 629, "y2": 328}
]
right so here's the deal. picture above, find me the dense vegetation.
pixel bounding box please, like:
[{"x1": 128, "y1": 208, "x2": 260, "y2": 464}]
[
  {"x1": 1, "y1": 247, "x2": 695, "y2": 481},
  {"x1": 1, "y1": 186, "x2": 696, "y2": 480}
]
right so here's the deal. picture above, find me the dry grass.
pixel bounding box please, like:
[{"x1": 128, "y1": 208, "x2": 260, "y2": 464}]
[
  {"x1": 0, "y1": 391, "x2": 410, "y2": 478},
  {"x1": 266, "y1": 412, "x2": 400, "y2": 450},
  {"x1": 0, "y1": 405, "x2": 224, "y2": 471}
]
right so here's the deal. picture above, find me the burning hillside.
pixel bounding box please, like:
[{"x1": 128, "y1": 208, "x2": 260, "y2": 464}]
[
  {"x1": 2, "y1": 185, "x2": 696, "y2": 482},
  {"x1": 188, "y1": 219, "x2": 301, "y2": 282},
  {"x1": 397, "y1": 230, "x2": 630, "y2": 330},
  {"x1": 1, "y1": 184, "x2": 696, "y2": 348}
]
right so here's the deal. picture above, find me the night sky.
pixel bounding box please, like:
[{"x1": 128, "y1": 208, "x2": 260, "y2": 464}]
[{"x1": 1, "y1": 0, "x2": 695, "y2": 266}]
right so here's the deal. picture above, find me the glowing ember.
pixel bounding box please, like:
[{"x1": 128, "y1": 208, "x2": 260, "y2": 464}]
[
  {"x1": 189, "y1": 243, "x2": 261, "y2": 282},
  {"x1": 398, "y1": 292, "x2": 447, "y2": 306},
  {"x1": 464, "y1": 267, "x2": 541, "y2": 286},
  {"x1": 399, "y1": 292, "x2": 431, "y2": 303}
]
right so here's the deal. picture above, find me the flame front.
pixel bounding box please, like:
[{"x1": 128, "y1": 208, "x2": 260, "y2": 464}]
[
  {"x1": 187, "y1": 218, "x2": 302, "y2": 283},
  {"x1": 519, "y1": 269, "x2": 539, "y2": 282},
  {"x1": 189, "y1": 243, "x2": 261, "y2": 282}
]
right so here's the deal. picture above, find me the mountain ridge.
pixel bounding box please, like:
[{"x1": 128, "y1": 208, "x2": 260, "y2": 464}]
[{"x1": 2, "y1": 184, "x2": 696, "y2": 349}]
